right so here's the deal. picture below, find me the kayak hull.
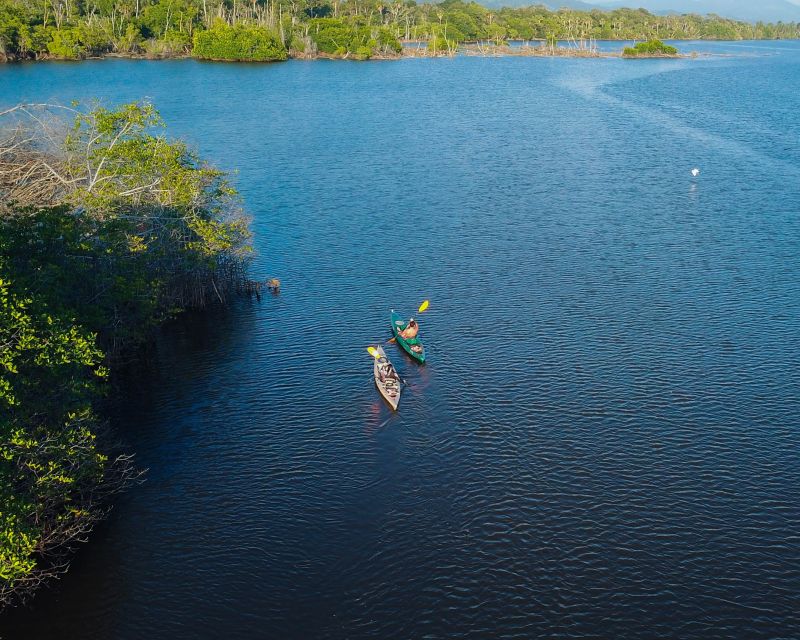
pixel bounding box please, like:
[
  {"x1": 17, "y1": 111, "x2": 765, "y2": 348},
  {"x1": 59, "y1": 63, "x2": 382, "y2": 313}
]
[
  {"x1": 390, "y1": 311, "x2": 426, "y2": 363},
  {"x1": 373, "y1": 346, "x2": 401, "y2": 410}
]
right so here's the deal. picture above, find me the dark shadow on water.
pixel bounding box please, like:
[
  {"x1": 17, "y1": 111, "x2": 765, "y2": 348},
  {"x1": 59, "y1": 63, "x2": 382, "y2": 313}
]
[{"x1": 0, "y1": 300, "x2": 261, "y2": 639}]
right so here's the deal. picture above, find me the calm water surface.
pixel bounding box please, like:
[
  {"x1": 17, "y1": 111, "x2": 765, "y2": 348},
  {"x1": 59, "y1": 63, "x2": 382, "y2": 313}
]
[{"x1": 2, "y1": 42, "x2": 800, "y2": 639}]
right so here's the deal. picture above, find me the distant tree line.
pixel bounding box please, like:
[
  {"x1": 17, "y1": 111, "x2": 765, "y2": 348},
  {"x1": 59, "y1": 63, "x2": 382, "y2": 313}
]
[{"x1": 0, "y1": 0, "x2": 798, "y2": 62}]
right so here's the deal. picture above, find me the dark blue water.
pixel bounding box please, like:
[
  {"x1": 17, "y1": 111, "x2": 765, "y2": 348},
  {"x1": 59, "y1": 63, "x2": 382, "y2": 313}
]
[{"x1": 2, "y1": 43, "x2": 800, "y2": 639}]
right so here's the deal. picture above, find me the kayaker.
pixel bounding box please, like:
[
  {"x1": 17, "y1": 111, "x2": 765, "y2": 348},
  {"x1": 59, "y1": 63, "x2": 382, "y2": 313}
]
[
  {"x1": 399, "y1": 318, "x2": 419, "y2": 340},
  {"x1": 380, "y1": 362, "x2": 397, "y2": 381}
]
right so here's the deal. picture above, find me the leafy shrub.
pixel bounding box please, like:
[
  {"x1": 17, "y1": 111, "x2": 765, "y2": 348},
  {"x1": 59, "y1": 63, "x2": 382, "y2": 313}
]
[
  {"x1": 623, "y1": 39, "x2": 678, "y2": 56},
  {"x1": 139, "y1": 1, "x2": 198, "y2": 40},
  {"x1": 0, "y1": 101, "x2": 252, "y2": 604},
  {"x1": 308, "y1": 18, "x2": 356, "y2": 55},
  {"x1": 308, "y1": 18, "x2": 401, "y2": 58},
  {"x1": 79, "y1": 21, "x2": 115, "y2": 56},
  {"x1": 192, "y1": 22, "x2": 287, "y2": 61},
  {"x1": 114, "y1": 23, "x2": 144, "y2": 54},
  {"x1": 143, "y1": 30, "x2": 191, "y2": 57},
  {"x1": 1, "y1": 262, "x2": 107, "y2": 602},
  {"x1": 376, "y1": 26, "x2": 402, "y2": 54},
  {"x1": 0, "y1": 4, "x2": 23, "y2": 57},
  {"x1": 17, "y1": 24, "x2": 51, "y2": 57},
  {"x1": 427, "y1": 23, "x2": 460, "y2": 54},
  {"x1": 47, "y1": 28, "x2": 87, "y2": 59},
  {"x1": 427, "y1": 34, "x2": 456, "y2": 54}
]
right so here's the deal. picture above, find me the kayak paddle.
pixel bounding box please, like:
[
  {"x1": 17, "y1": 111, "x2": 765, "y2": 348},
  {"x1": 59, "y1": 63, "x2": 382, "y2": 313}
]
[{"x1": 368, "y1": 345, "x2": 408, "y2": 385}]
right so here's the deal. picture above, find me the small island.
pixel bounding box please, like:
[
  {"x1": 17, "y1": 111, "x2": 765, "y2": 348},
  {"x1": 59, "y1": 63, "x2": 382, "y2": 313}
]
[{"x1": 622, "y1": 39, "x2": 680, "y2": 58}]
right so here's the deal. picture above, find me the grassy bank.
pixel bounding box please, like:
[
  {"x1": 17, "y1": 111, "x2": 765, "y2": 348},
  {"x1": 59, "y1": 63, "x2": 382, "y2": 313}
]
[{"x1": 0, "y1": 102, "x2": 252, "y2": 608}]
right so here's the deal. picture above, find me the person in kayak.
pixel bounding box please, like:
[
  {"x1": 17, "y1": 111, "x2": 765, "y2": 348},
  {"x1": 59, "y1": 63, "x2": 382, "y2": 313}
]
[
  {"x1": 399, "y1": 318, "x2": 419, "y2": 340},
  {"x1": 380, "y1": 362, "x2": 398, "y2": 382}
]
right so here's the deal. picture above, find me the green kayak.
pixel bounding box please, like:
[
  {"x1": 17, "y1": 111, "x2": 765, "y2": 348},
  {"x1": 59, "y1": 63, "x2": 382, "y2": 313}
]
[{"x1": 390, "y1": 311, "x2": 426, "y2": 363}]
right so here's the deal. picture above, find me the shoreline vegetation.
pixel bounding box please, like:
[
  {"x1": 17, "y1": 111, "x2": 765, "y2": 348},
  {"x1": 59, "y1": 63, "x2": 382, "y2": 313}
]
[
  {"x1": 5, "y1": 38, "x2": 698, "y2": 61},
  {"x1": 1, "y1": 1, "x2": 799, "y2": 64},
  {"x1": 4, "y1": 41, "x2": 696, "y2": 61},
  {"x1": 623, "y1": 39, "x2": 678, "y2": 57},
  {"x1": 0, "y1": 101, "x2": 254, "y2": 608}
]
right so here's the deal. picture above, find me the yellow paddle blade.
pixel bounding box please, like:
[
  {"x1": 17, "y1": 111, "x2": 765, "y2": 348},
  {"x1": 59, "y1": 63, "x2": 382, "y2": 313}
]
[
  {"x1": 367, "y1": 346, "x2": 381, "y2": 359},
  {"x1": 418, "y1": 300, "x2": 430, "y2": 313}
]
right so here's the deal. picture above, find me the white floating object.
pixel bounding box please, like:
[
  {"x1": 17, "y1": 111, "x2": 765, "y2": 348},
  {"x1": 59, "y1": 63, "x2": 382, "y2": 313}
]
[{"x1": 691, "y1": 168, "x2": 700, "y2": 177}]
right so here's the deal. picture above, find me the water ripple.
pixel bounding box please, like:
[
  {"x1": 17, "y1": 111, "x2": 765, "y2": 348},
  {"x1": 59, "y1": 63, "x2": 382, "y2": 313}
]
[{"x1": 2, "y1": 47, "x2": 800, "y2": 640}]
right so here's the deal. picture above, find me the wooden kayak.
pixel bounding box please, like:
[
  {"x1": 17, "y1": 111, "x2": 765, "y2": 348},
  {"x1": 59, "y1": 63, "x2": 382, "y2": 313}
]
[
  {"x1": 390, "y1": 311, "x2": 426, "y2": 364},
  {"x1": 373, "y1": 346, "x2": 401, "y2": 410}
]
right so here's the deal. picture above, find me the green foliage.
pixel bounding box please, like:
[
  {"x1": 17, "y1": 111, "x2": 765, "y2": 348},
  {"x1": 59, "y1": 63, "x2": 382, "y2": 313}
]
[
  {"x1": 1, "y1": 206, "x2": 159, "y2": 348},
  {"x1": 0, "y1": 3, "x2": 24, "y2": 58},
  {"x1": 0, "y1": 507, "x2": 38, "y2": 585},
  {"x1": 0, "y1": 101, "x2": 251, "y2": 603},
  {"x1": 46, "y1": 27, "x2": 87, "y2": 59},
  {"x1": 142, "y1": 30, "x2": 191, "y2": 57},
  {"x1": 376, "y1": 26, "x2": 402, "y2": 55},
  {"x1": 0, "y1": 0, "x2": 797, "y2": 63},
  {"x1": 1, "y1": 264, "x2": 106, "y2": 597},
  {"x1": 192, "y1": 22, "x2": 287, "y2": 61},
  {"x1": 116, "y1": 23, "x2": 144, "y2": 53},
  {"x1": 17, "y1": 24, "x2": 50, "y2": 56},
  {"x1": 66, "y1": 102, "x2": 226, "y2": 212},
  {"x1": 427, "y1": 33, "x2": 456, "y2": 54},
  {"x1": 623, "y1": 39, "x2": 679, "y2": 56},
  {"x1": 0, "y1": 270, "x2": 104, "y2": 414},
  {"x1": 307, "y1": 18, "x2": 349, "y2": 54},
  {"x1": 140, "y1": 0, "x2": 198, "y2": 40},
  {"x1": 308, "y1": 18, "x2": 400, "y2": 58},
  {"x1": 1, "y1": 102, "x2": 252, "y2": 348}
]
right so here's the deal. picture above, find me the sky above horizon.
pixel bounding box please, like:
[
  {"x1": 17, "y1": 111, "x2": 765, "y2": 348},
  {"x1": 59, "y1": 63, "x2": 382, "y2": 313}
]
[
  {"x1": 572, "y1": 0, "x2": 800, "y2": 25},
  {"x1": 581, "y1": 0, "x2": 800, "y2": 4}
]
